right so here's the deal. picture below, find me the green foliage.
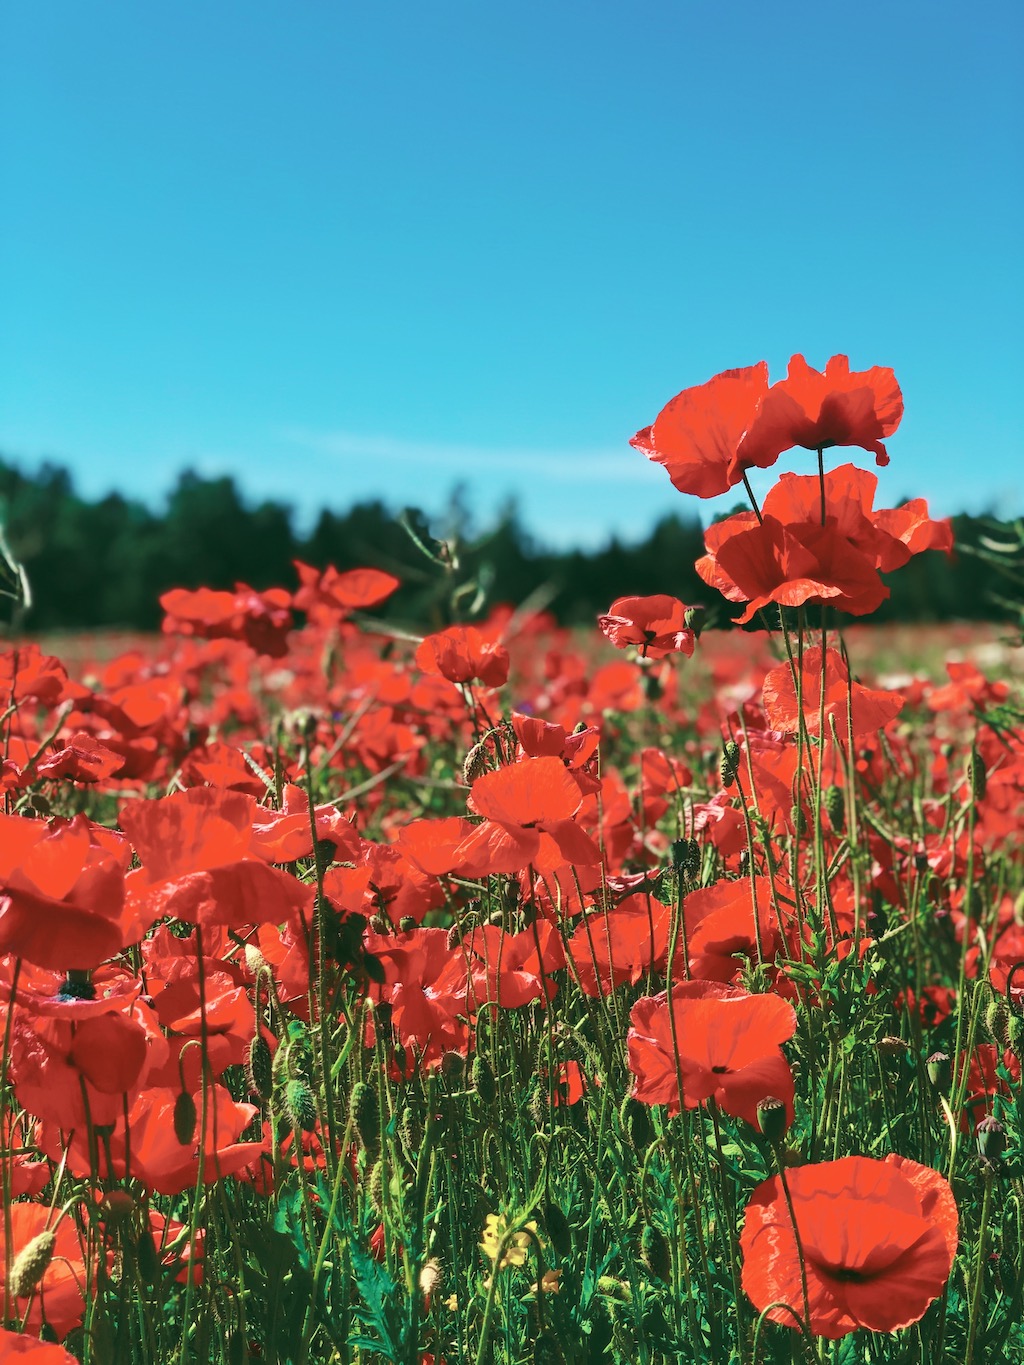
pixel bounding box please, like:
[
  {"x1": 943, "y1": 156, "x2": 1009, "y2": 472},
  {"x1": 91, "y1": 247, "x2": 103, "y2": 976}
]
[{"x1": 3, "y1": 455, "x2": 1009, "y2": 633}]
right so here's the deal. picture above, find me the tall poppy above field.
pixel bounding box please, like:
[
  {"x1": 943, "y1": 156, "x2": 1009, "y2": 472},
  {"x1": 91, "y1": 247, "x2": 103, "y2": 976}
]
[{"x1": 632, "y1": 354, "x2": 903, "y2": 499}]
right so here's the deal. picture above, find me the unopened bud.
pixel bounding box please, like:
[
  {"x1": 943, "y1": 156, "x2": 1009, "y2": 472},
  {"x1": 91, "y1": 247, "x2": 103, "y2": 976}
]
[
  {"x1": 472, "y1": 1055, "x2": 497, "y2": 1105},
  {"x1": 286, "y1": 1079, "x2": 318, "y2": 1133},
  {"x1": 986, "y1": 998, "x2": 1012, "y2": 1050},
  {"x1": 823, "y1": 784, "x2": 845, "y2": 831},
  {"x1": 720, "y1": 740, "x2": 740, "y2": 789},
  {"x1": 350, "y1": 1080, "x2": 380, "y2": 1155},
  {"x1": 248, "y1": 1034, "x2": 274, "y2": 1101},
  {"x1": 462, "y1": 743, "x2": 489, "y2": 785},
  {"x1": 640, "y1": 1224, "x2": 671, "y2": 1282},
  {"x1": 968, "y1": 747, "x2": 987, "y2": 802},
  {"x1": 8, "y1": 1229, "x2": 55, "y2": 1297},
  {"x1": 174, "y1": 1092, "x2": 197, "y2": 1146}
]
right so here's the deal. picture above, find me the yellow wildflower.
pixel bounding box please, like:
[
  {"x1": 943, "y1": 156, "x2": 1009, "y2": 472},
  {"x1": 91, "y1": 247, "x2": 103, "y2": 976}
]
[{"x1": 479, "y1": 1213, "x2": 538, "y2": 1271}]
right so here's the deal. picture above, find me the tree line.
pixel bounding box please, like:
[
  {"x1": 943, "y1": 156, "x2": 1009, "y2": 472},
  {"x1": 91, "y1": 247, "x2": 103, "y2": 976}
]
[{"x1": 0, "y1": 457, "x2": 1018, "y2": 634}]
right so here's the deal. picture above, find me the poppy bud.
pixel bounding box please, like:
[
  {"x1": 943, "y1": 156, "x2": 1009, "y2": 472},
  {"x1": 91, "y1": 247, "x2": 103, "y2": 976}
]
[
  {"x1": 757, "y1": 1096, "x2": 789, "y2": 1144},
  {"x1": 619, "y1": 1096, "x2": 653, "y2": 1152},
  {"x1": 286, "y1": 1079, "x2": 318, "y2": 1133},
  {"x1": 398, "y1": 915, "x2": 416, "y2": 932},
  {"x1": 440, "y1": 1051, "x2": 465, "y2": 1082},
  {"x1": 670, "y1": 837, "x2": 701, "y2": 877},
  {"x1": 248, "y1": 1034, "x2": 274, "y2": 1101},
  {"x1": 314, "y1": 837, "x2": 338, "y2": 871},
  {"x1": 926, "y1": 1051, "x2": 952, "y2": 1093},
  {"x1": 174, "y1": 1092, "x2": 197, "y2": 1147},
  {"x1": 400, "y1": 1104, "x2": 421, "y2": 1155},
  {"x1": 642, "y1": 671, "x2": 663, "y2": 703},
  {"x1": 462, "y1": 742, "x2": 489, "y2": 785},
  {"x1": 1008, "y1": 1014, "x2": 1024, "y2": 1057},
  {"x1": 8, "y1": 1228, "x2": 55, "y2": 1297},
  {"x1": 976, "y1": 1116, "x2": 1006, "y2": 1164},
  {"x1": 790, "y1": 804, "x2": 806, "y2": 837},
  {"x1": 967, "y1": 746, "x2": 987, "y2": 802},
  {"x1": 136, "y1": 1223, "x2": 160, "y2": 1284},
  {"x1": 823, "y1": 784, "x2": 845, "y2": 831},
  {"x1": 986, "y1": 998, "x2": 1012, "y2": 1050},
  {"x1": 368, "y1": 1159, "x2": 385, "y2": 1215},
  {"x1": 244, "y1": 943, "x2": 268, "y2": 977},
  {"x1": 98, "y1": 1190, "x2": 137, "y2": 1226},
  {"x1": 719, "y1": 740, "x2": 740, "y2": 789},
  {"x1": 543, "y1": 1202, "x2": 572, "y2": 1259},
  {"x1": 350, "y1": 1080, "x2": 380, "y2": 1155},
  {"x1": 472, "y1": 1055, "x2": 497, "y2": 1105},
  {"x1": 640, "y1": 1224, "x2": 671, "y2": 1282},
  {"x1": 529, "y1": 1082, "x2": 549, "y2": 1129},
  {"x1": 362, "y1": 952, "x2": 386, "y2": 986},
  {"x1": 683, "y1": 604, "x2": 705, "y2": 637},
  {"x1": 533, "y1": 1330, "x2": 562, "y2": 1365}
]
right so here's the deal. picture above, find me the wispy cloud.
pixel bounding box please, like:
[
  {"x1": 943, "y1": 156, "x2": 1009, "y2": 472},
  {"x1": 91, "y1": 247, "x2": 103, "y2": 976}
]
[{"x1": 277, "y1": 426, "x2": 646, "y2": 483}]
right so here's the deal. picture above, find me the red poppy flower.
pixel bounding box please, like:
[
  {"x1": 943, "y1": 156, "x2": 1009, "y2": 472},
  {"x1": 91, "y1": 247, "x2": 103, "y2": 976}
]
[
  {"x1": 441, "y1": 922, "x2": 566, "y2": 1011},
  {"x1": 363, "y1": 927, "x2": 469, "y2": 1065},
  {"x1": 0, "y1": 1205, "x2": 91, "y2": 1336},
  {"x1": 597, "y1": 596, "x2": 697, "y2": 660},
  {"x1": 697, "y1": 465, "x2": 951, "y2": 622},
  {"x1": 33, "y1": 731, "x2": 124, "y2": 783},
  {"x1": 453, "y1": 756, "x2": 602, "y2": 876},
  {"x1": 628, "y1": 981, "x2": 796, "y2": 1126},
  {"x1": 761, "y1": 647, "x2": 905, "y2": 738},
  {"x1": 0, "y1": 814, "x2": 136, "y2": 971},
  {"x1": 566, "y1": 894, "x2": 671, "y2": 997},
  {"x1": 121, "y1": 787, "x2": 315, "y2": 932},
  {"x1": 684, "y1": 878, "x2": 783, "y2": 983},
  {"x1": 0, "y1": 1328, "x2": 79, "y2": 1363},
  {"x1": 631, "y1": 363, "x2": 770, "y2": 499},
  {"x1": 415, "y1": 625, "x2": 510, "y2": 689},
  {"x1": 741, "y1": 1154, "x2": 957, "y2": 1338},
  {"x1": 736, "y1": 354, "x2": 903, "y2": 472},
  {"x1": 160, "y1": 584, "x2": 293, "y2": 657},
  {"x1": 293, "y1": 561, "x2": 400, "y2": 621}
]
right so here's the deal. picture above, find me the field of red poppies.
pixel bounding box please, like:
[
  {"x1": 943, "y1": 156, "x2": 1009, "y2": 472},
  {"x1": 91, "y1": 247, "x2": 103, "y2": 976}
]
[{"x1": 1, "y1": 357, "x2": 1022, "y2": 1365}]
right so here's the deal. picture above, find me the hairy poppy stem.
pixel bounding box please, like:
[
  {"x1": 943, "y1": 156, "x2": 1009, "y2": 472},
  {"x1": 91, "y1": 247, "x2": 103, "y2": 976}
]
[{"x1": 965, "y1": 1166, "x2": 995, "y2": 1365}]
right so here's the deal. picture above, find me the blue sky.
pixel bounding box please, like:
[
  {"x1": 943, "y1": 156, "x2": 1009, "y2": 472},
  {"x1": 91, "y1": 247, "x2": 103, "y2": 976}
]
[{"x1": 1, "y1": 2, "x2": 1021, "y2": 549}]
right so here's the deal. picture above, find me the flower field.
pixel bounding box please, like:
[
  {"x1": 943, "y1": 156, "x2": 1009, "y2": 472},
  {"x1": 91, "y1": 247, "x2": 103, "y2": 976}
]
[{"x1": 0, "y1": 357, "x2": 1022, "y2": 1364}]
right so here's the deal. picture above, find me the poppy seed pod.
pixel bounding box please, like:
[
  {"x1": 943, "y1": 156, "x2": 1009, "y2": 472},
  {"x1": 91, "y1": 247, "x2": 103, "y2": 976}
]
[
  {"x1": 756, "y1": 1096, "x2": 789, "y2": 1144},
  {"x1": 976, "y1": 1116, "x2": 1006, "y2": 1164},
  {"x1": 8, "y1": 1228, "x2": 56, "y2": 1297},
  {"x1": 926, "y1": 1051, "x2": 952, "y2": 1093}
]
